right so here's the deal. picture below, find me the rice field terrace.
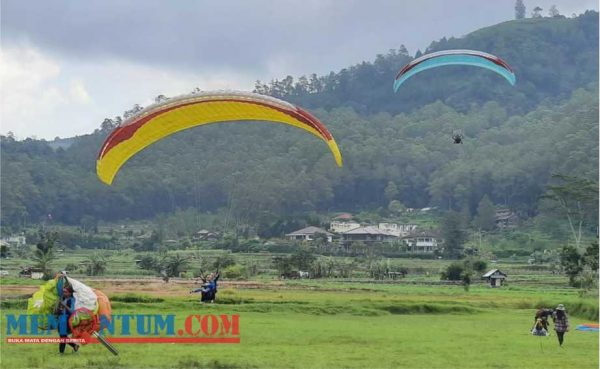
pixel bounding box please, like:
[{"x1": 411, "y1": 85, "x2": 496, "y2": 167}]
[{"x1": 1, "y1": 274, "x2": 598, "y2": 369}]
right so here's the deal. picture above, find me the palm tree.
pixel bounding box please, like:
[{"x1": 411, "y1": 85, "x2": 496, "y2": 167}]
[
  {"x1": 85, "y1": 253, "x2": 108, "y2": 276},
  {"x1": 31, "y1": 231, "x2": 58, "y2": 279},
  {"x1": 159, "y1": 253, "x2": 189, "y2": 282}
]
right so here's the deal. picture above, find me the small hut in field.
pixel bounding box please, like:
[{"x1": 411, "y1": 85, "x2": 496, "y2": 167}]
[{"x1": 482, "y1": 269, "x2": 507, "y2": 287}]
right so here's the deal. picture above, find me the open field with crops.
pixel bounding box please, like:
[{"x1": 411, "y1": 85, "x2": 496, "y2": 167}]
[{"x1": 1, "y1": 275, "x2": 598, "y2": 369}]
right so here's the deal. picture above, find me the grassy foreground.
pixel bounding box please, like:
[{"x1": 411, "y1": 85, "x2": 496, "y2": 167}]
[{"x1": 1, "y1": 282, "x2": 598, "y2": 369}]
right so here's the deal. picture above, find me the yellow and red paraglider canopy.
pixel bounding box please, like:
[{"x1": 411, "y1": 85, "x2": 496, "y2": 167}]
[{"x1": 97, "y1": 91, "x2": 342, "y2": 185}]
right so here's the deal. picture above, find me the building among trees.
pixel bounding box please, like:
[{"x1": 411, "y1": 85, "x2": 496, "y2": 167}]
[
  {"x1": 378, "y1": 223, "x2": 417, "y2": 237},
  {"x1": 341, "y1": 226, "x2": 398, "y2": 243},
  {"x1": 286, "y1": 227, "x2": 333, "y2": 242},
  {"x1": 482, "y1": 269, "x2": 507, "y2": 287},
  {"x1": 329, "y1": 220, "x2": 361, "y2": 233},
  {"x1": 495, "y1": 209, "x2": 520, "y2": 229},
  {"x1": 402, "y1": 230, "x2": 443, "y2": 253}
]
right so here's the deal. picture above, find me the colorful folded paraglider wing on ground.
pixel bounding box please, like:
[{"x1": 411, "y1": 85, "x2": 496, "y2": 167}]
[
  {"x1": 27, "y1": 275, "x2": 117, "y2": 354},
  {"x1": 93, "y1": 288, "x2": 112, "y2": 323},
  {"x1": 67, "y1": 276, "x2": 98, "y2": 312},
  {"x1": 394, "y1": 49, "x2": 516, "y2": 92},
  {"x1": 27, "y1": 278, "x2": 59, "y2": 329},
  {"x1": 69, "y1": 307, "x2": 100, "y2": 341},
  {"x1": 576, "y1": 324, "x2": 599, "y2": 332},
  {"x1": 96, "y1": 91, "x2": 343, "y2": 185},
  {"x1": 27, "y1": 275, "x2": 110, "y2": 336}
]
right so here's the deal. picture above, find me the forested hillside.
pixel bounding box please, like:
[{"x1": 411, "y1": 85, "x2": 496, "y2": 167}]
[
  {"x1": 255, "y1": 11, "x2": 598, "y2": 115},
  {"x1": 1, "y1": 13, "x2": 598, "y2": 232}
]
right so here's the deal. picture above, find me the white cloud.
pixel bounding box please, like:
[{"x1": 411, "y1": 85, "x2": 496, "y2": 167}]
[
  {"x1": 0, "y1": 46, "x2": 62, "y2": 132},
  {"x1": 0, "y1": 44, "x2": 258, "y2": 139},
  {"x1": 69, "y1": 79, "x2": 91, "y2": 104},
  {"x1": 0, "y1": 45, "x2": 81, "y2": 138}
]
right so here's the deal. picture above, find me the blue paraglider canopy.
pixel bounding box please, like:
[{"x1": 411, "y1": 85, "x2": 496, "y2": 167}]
[
  {"x1": 394, "y1": 49, "x2": 516, "y2": 92},
  {"x1": 576, "y1": 324, "x2": 599, "y2": 332}
]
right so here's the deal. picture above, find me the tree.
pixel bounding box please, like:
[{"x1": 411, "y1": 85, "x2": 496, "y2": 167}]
[
  {"x1": 441, "y1": 262, "x2": 464, "y2": 280},
  {"x1": 273, "y1": 255, "x2": 295, "y2": 276},
  {"x1": 532, "y1": 6, "x2": 543, "y2": 18},
  {"x1": 31, "y1": 231, "x2": 58, "y2": 279},
  {"x1": 160, "y1": 253, "x2": 188, "y2": 281},
  {"x1": 0, "y1": 245, "x2": 9, "y2": 258},
  {"x1": 560, "y1": 245, "x2": 582, "y2": 286},
  {"x1": 100, "y1": 118, "x2": 117, "y2": 132},
  {"x1": 582, "y1": 241, "x2": 599, "y2": 272},
  {"x1": 473, "y1": 195, "x2": 496, "y2": 231},
  {"x1": 138, "y1": 255, "x2": 158, "y2": 271},
  {"x1": 80, "y1": 215, "x2": 98, "y2": 234},
  {"x1": 542, "y1": 175, "x2": 598, "y2": 248},
  {"x1": 468, "y1": 259, "x2": 488, "y2": 273},
  {"x1": 312, "y1": 232, "x2": 330, "y2": 251},
  {"x1": 548, "y1": 5, "x2": 559, "y2": 17},
  {"x1": 580, "y1": 241, "x2": 599, "y2": 290},
  {"x1": 441, "y1": 211, "x2": 468, "y2": 258},
  {"x1": 123, "y1": 104, "x2": 144, "y2": 119},
  {"x1": 85, "y1": 253, "x2": 108, "y2": 276},
  {"x1": 212, "y1": 253, "x2": 236, "y2": 270},
  {"x1": 398, "y1": 45, "x2": 409, "y2": 56},
  {"x1": 462, "y1": 269, "x2": 472, "y2": 291},
  {"x1": 289, "y1": 248, "x2": 316, "y2": 270},
  {"x1": 154, "y1": 95, "x2": 169, "y2": 103},
  {"x1": 388, "y1": 200, "x2": 407, "y2": 215},
  {"x1": 384, "y1": 181, "x2": 399, "y2": 202},
  {"x1": 442, "y1": 259, "x2": 484, "y2": 291},
  {"x1": 515, "y1": 0, "x2": 526, "y2": 19},
  {"x1": 135, "y1": 230, "x2": 163, "y2": 252}
]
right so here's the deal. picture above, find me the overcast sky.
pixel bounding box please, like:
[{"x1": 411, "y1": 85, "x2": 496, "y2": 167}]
[{"x1": 1, "y1": 0, "x2": 597, "y2": 139}]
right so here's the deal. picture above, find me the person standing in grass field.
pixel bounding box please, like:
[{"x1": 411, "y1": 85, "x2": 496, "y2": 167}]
[
  {"x1": 552, "y1": 304, "x2": 569, "y2": 347},
  {"x1": 190, "y1": 271, "x2": 220, "y2": 303},
  {"x1": 55, "y1": 283, "x2": 79, "y2": 354}
]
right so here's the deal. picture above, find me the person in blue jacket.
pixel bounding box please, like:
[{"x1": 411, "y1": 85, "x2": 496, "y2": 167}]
[
  {"x1": 55, "y1": 283, "x2": 79, "y2": 353},
  {"x1": 190, "y1": 271, "x2": 220, "y2": 303}
]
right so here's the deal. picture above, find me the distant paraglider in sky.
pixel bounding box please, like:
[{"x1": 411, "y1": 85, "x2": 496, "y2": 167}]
[
  {"x1": 393, "y1": 49, "x2": 516, "y2": 92},
  {"x1": 97, "y1": 91, "x2": 343, "y2": 185}
]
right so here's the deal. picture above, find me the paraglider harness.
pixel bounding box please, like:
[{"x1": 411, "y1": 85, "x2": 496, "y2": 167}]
[
  {"x1": 452, "y1": 133, "x2": 463, "y2": 144},
  {"x1": 531, "y1": 318, "x2": 549, "y2": 336}
]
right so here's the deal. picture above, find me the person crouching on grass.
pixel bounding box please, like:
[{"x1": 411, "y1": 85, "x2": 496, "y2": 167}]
[
  {"x1": 534, "y1": 308, "x2": 554, "y2": 331},
  {"x1": 531, "y1": 318, "x2": 549, "y2": 336},
  {"x1": 552, "y1": 304, "x2": 569, "y2": 347}
]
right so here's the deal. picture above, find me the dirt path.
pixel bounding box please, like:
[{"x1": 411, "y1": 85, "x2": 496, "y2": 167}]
[
  {"x1": 0, "y1": 278, "x2": 289, "y2": 298},
  {"x1": 1, "y1": 277, "x2": 385, "y2": 299}
]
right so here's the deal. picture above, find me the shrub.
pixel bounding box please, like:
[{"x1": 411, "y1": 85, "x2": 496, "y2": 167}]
[
  {"x1": 441, "y1": 262, "x2": 464, "y2": 280},
  {"x1": 213, "y1": 254, "x2": 236, "y2": 270},
  {"x1": 470, "y1": 260, "x2": 487, "y2": 273},
  {"x1": 222, "y1": 264, "x2": 245, "y2": 279}
]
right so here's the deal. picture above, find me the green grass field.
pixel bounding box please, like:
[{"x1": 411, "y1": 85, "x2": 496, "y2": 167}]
[{"x1": 1, "y1": 280, "x2": 598, "y2": 369}]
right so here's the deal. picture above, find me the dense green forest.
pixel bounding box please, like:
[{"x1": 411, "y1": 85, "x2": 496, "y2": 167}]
[
  {"x1": 1, "y1": 13, "x2": 598, "y2": 237},
  {"x1": 255, "y1": 11, "x2": 598, "y2": 115}
]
